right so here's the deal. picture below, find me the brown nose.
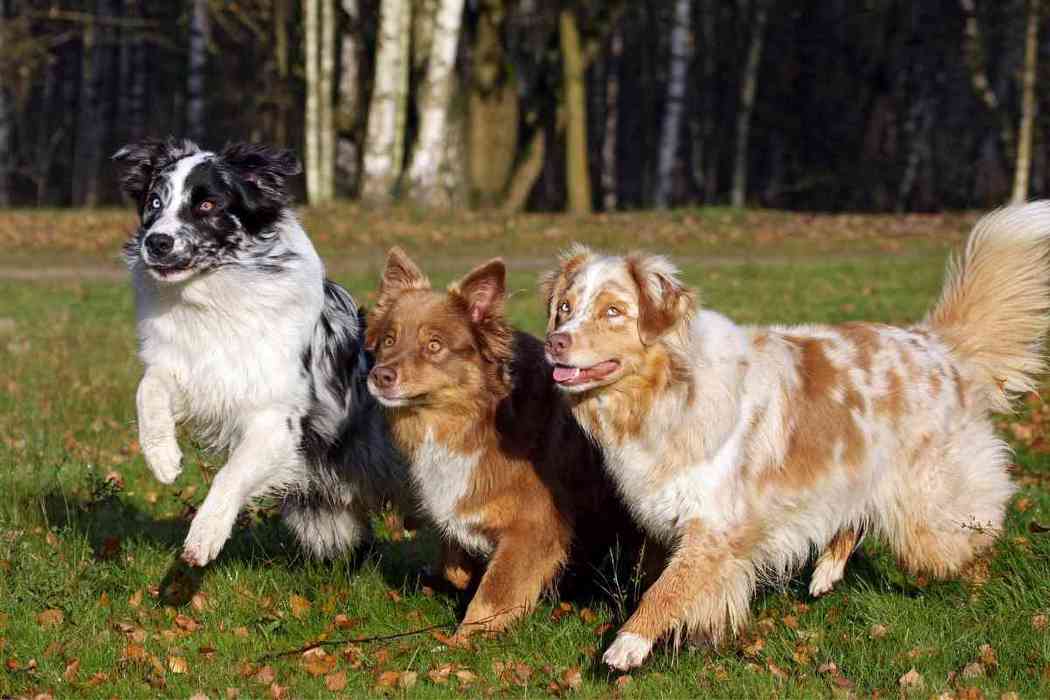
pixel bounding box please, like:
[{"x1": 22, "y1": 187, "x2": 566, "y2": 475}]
[
  {"x1": 371, "y1": 365, "x2": 398, "y2": 389},
  {"x1": 546, "y1": 332, "x2": 572, "y2": 356}
]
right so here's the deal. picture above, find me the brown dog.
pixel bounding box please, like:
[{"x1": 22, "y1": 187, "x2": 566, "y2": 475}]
[{"x1": 365, "y1": 248, "x2": 636, "y2": 637}]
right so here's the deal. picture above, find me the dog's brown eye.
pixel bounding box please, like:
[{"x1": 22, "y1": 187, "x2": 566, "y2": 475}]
[
  {"x1": 558, "y1": 301, "x2": 571, "y2": 315},
  {"x1": 427, "y1": 339, "x2": 442, "y2": 353},
  {"x1": 382, "y1": 335, "x2": 395, "y2": 347},
  {"x1": 197, "y1": 200, "x2": 215, "y2": 213},
  {"x1": 606, "y1": 306, "x2": 621, "y2": 318}
]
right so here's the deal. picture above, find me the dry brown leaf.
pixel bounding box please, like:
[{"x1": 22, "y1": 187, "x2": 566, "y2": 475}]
[
  {"x1": 1016, "y1": 497, "x2": 1033, "y2": 512},
  {"x1": 233, "y1": 626, "x2": 249, "y2": 638},
  {"x1": 579, "y1": 608, "x2": 597, "y2": 624},
  {"x1": 898, "y1": 668, "x2": 924, "y2": 690},
  {"x1": 376, "y1": 670, "x2": 401, "y2": 688},
  {"x1": 1032, "y1": 614, "x2": 1048, "y2": 630},
  {"x1": 253, "y1": 665, "x2": 277, "y2": 684},
  {"x1": 168, "y1": 656, "x2": 189, "y2": 674},
  {"x1": 386, "y1": 590, "x2": 402, "y2": 603},
  {"x1": 324, "y1": 671, "x2": 348, "y2": 691},
  {"x1": 398, "y1": 671, "x2": 418, "y2": 689},
  {"x1": 979, "y1": 643, "x2": 999, "y2": 668},
  {"x1": 188, "y1": 693, "x2": 209, "y2": 700},
  {"x1": 122, "y1": 643, "x2": 149, "y2": 662},
  {"x1": 269, "y1": 682, "x2": 288, "y2": 699},
  {"x1": 198, "y1": 645, "x2": 217, "y2": 658},
  {"x1": 782, "y1": 615, "x2": 799, "y2": 629},
  {"x1": 594, "y1": 622, "x2": 613, "y2": 636},
  {"x1": 455, "y1": 669, "x2": 478, "y2": 685},
  {"x1": 562, "y1": 667, "x2": 583, "y2": 690},
  {"x1": 301, "y1": 648, "x2": 337, "y2": 676},
  {"x1": 191, "y1": 592, "x2": 209, "y2": 612},
  {"x1": 742, "y1": 638, "x2": 765, "y2": 657},
  {"x1": 174, "y1": 614, "x2": 200, "y2": 632},
  {"x1": 614, "y1": 675, "x2": 632, "y2": 688},
  {"x1": 869, "y1": 623, "x2": 888, "y2": 639},
  {"x1": 225, "y1": 689, "x2": 240, "y2": 700},
  {"x1": 428, "y1": 663, "x2": 454, "y2": 684},
  {"x1": 85, "y1": 671, "x2": 109, "y2": 686},
  {"x1": 333, "y1": 614, "x2": 358, "y2": 630},
  {"x1": 63, "y1": 657, "x2": 80, "y2": 682},
  {"x1": 961, "y1": 662, "x2": 984, "y2": 679},
  {"x1": 36, "y1": 609, "x2": 64, "y2": 627},
  {"x1": 289, "y1": 595, "x2": 311, "y2": 618},
  {"x1": 128, "y1": 590, "x2": 143, "y2": 608},
  {"x1": 767, "y1": 662, "x2": 789, "y2": 679}
]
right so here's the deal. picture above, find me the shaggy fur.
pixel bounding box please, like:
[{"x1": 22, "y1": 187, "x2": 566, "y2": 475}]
[
  {"x1": 114, "y1": 137, "x2": 405, "y2": 565},
  {"x1": 365, "y1": 248, "x2": 637, "y2": 637},
  {"x1": 541, "y1": 203, "x2": 1050, "y2": 670}
]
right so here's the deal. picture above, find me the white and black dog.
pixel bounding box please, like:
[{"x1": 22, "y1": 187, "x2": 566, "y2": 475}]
[{"x1": 113, "y1": 137, "x2": 406, "y2": 566}]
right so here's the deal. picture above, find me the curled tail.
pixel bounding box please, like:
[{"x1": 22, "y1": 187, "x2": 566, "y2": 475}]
[{"x1": 925, "y1": 202, "x2": 1050, "y2": 411}]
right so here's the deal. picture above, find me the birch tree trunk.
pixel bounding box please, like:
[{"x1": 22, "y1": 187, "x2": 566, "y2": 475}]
[
  {"x1": 560, "y1": 7, "x2": 592, "y2": 215},
  {"x1": 320, "y1": 0, "x2": 336, "y2": 200},
  {"x1": 730, "y1": 0, "x2": 768, "y2": 208},
  {"x1": 959, "y1": 0, "x2": 1016, "y2": 166},
  {"x1": 186, "y1": 0, "x2": 210, "y2": 143},
  {"x1": 601, "y1": 21, "x2": 623, "y2": 211},
  {"x1": 654, "y1": 0, "x2": 693, "y2": 208},
  {"x1": 404, "y1": 0, "x2": 466, "y2": 208},
  {"x1": 337, "y1": 0, "x2": 362, "y2": 191},
  {"x1": 0, "y1": 7, "x2": 10, "y2": 207},
  {"x1": 304, "y1": 0, "x2": 322, "y2": 202},
  {"x1": 1013, "y1": 0, "x2": 1040, "y2": 203},
  {"x1": 361, "y1": 0, "x2": 412, "y2": 206}
]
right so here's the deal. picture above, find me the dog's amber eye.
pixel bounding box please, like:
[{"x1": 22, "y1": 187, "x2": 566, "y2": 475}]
[
  {"x1": 606, "y1": 306, "x2": 621, "y2": 318},
  {"x1": 382, "y1": 335, "x2": 395, "y2": 347},
  {"x1": 558, "y1": 301, "x2": 571, "y2": 315},
  {"x1": 197, "y1": 200, "x2": 215, "y2": 213},
  {"x1": 426, "y1": 339, "x2": 442, "y2": 353}
]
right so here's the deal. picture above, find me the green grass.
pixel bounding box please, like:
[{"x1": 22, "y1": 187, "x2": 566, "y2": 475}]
[{"x1": 2, "y1": 211, "x2": 1050, "y2": 698}]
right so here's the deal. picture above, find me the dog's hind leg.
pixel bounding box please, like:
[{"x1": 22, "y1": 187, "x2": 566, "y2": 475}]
[
  {"x1": 809, "y1": 526, "x2": 863, "y2": 597},
  {"x1": 282, "y1": 500, "x2": 370, "y2": 559},
  {"x1": 182, "y1": 411, "x2": 304, "y2": 567}
]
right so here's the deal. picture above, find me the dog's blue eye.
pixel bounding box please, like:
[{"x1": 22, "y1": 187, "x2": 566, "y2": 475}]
[{"x1": 150, "y1": 197, "x2": 161, "y2": 209}]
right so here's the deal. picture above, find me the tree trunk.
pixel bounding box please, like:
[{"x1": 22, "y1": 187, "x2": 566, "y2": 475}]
[
  {"x1": 730, "y1": 0, "x2": 767, "y2": 208},
  {"x1": 0, "y1": 7, "x2": 10, "y2": 207},
  {"x1": 72, "y1": 12, "x2": 102, "y2": 207},
  {"x1": 320, "y1": 0, "x2": 337, "y2": 200},
  {"x1": 404, "y1": 0, "x2": 466, "y2": 208},
  {"x1": 304, "y1": 0, "x2": 321, "y2": 202},
  {"x1": 601, "y1": 20, "x2": 623, "y2": 211},
  {"x1": 654, "y1": 0, "x2": 693, "y2": 208},
  {"x1": 1013, "y1": 0, "x2": 1040, "y2": 203},
  {"x1": 274, "y1": 0, "x2": 290, "y2": 145},
  {"x1": 186, "y1": 0, "x2": 210, "y2": 143},
  {"x1": 959, "y1": 0, "x2": 1016, "y2": 166},
  {"x1": 120, "y1": 0, "x2": 147, "y2": 144},
  {"x1": 337, "y1": 0, "x2": 362, "y2": 192},
  {"x1": 361, "y1": 0, "x2": 412, "y2": 205},
  {"x1": 699, "y1": 0, "x2": 718, "y2": 202},
  {"x1": 560, "y1": 7, "x2": 592, "y2": 215},
  {"x1": 468, "y1": 0, "x2": 519, "y2": 207}
]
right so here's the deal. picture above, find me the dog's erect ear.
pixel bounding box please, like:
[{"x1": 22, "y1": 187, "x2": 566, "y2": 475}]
[
  {"x1": 451, "y1": 259, "x2": 506, "y2": 324},
  {"x1": 365, "y1": 248, "x2": 431, "y2": 351},
  {"x1": 626, "y1": 252, "x2": 696, "y2": 345},
  {"x1": 112, "y1": 137, "x2": 201, "y2": 205},
  {"x1": 539, "y1": 244, "x2": 593, "y2": 331},
  {"x1": 219, "y1": 142, "x2": 302, "y2": 210}
]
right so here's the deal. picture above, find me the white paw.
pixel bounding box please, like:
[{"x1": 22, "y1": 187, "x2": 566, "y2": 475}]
[
  {"x1": 809, "y1": 560, "x2": 846, "y2": 597},
  {"x1": 143, "y1": 439, "x2": 183, "y2": 484},
  {"x1": 181, "y1": 508, "x2": 236, "y2": 567},
  {"x1": 603, "y1": 633, "x2": 654, "y2": 671}
]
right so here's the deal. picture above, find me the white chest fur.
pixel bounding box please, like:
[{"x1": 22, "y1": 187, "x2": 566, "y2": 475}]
[{"x1": 411, "y1": 433, "x2": 494, "y2": 556}]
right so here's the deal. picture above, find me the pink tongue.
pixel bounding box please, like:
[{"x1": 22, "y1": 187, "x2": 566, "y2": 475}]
[{"x1": 553, "y1": 365, "x2": 581, "y2": 383}]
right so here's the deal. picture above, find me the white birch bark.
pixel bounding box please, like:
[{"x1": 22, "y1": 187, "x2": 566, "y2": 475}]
[
  {"x1": 304, "y1": 0, "x2": 321, "y2": 202},
  {"x1": 186, "y1": 0, "x2": 210, "y2": 143},
  {"x1": 730, "y1": 0, "x2": 768, "y2": 208},
  {"x1": 654, "y1": 0, "x2": 693, "y2": 208},
  {"x1": 337, "y1": 0, "x2": 362, "y2": 189},
  {"x1": 361, "y1": 0, "x2": 412, "y2": 205},
  {"x1": 320, "y1": 0, "x2": 337, "y2": 200},
  {"x1": 1013, "y1": 0, "x2": 1040, "y2": 203},
  {"x1": 404, "y1": 0, "x2": 466, "y2": 208}
]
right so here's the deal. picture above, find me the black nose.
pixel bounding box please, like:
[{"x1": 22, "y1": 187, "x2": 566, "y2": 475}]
[
  {"x1": 371, "y1": 366, "x2": 397, "y2": 389},
  {"x1": 145, "y1": 233, "x2": 174, "y2": 258},
  {"x1": 546, "y1": 332, "x2": 572, "y2": 355}
]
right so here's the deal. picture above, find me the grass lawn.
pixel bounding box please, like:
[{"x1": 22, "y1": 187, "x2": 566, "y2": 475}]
[{"x1": 1, "y1": 206, "x2": 1049, "y2": 698}]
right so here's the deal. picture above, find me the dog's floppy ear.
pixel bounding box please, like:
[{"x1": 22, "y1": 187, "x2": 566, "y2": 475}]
[
  {"x1": 112, "y1": 137, "x2": 201, "y2": 205},
  {"x1": 451, "y1": 259, "x2": 506, "y2": 324},
  {"x1": 219, "y1": 142, "x2": 302, "y2": 211},
  {"x1": 539, "y1": 244, "x2": 593, "y2": 330},
  {"x1": 626, "y1": 252, "x2": 696, "y2": 345},
  {"x1": 365, "y1": 247, "x2": 431, "y2": 350}
]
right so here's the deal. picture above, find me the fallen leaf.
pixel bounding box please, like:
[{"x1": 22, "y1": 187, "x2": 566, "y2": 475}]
[
  {"x1": 233, "y1": 626, "x2": 249, "y2": 638},
  {"x1": 86, "y1": 671, "x2": 109, "y2": 686},
  {"x1": 455, "y1": 669, "x2": 478, "y2": 685},
  {"x1": 269, "y1": 682, "x2": 288, "y2": 699},
  {"x1": 594, "y1": 622, "x2": 613, "y2": 636},
  {"x1": 253, "y1": 665, "x2": 276, "y2": 684},
  {"x1": 1016, "y1": 497, "x2": 1033, "y2": 512},
  {"x1": 615, "y1": 674, "x2": 632, "y2": 688},
  {"x1": 768, "y1": 662, "x2": 789, "y2": 679},
  {"x1": 226, "y1": 688, "x2": 240, "y2": 699},
  {"x1": 175, "y1": 613, "x2": 200, "y2": 632},
  {"x1": 128, "y1": 590, "x2": 143, "y2": 608},
  {"x1": 579, "y1": 608, "x2": 598, "y2": 624},
  {"x1": 782, "y1": 615, "x2": 799, "y2": 629},
  {"x1": 333, "y1": 614, "x2": 358, "y2": 630},
  {"x1": 325, "y1": 671, "x2": 348, "y2": 691},
  {"x1": 36, "y1": 609, "x2": 64, "y2": 627},
  {"x1": 289, "y1": 595, "x2": 311, "y2": 618},
  {"x1": 63, "y1": 657, "x2": 80, "y2": 681},
  {"x1": 979, "y1": 643, "x2": 999, "y2": 668},
  {"x1": 869, "y1": 623, "x2": 888, "y2": 639},
  {"x1": 562, "y1": 666, "x2": 583, "y2": 690},
  {"x1": 386, "y1": 590, "x2": 402, "y2": 603},
  {"x1": 961, "y1": 662, "x2": 984, "y2": 678},
  {"x1": 1033, "y1": 614, "x2": 1048, "y2": 630},
  {"x1": 198, "y1": 646, "x2": 217, "y2": 658},
  {"x1": 301, "y1": 648, "x2": 337, "y2": 676},
  {"x1": 168, "y1": 656, "x2": 189, "y2": 674},
  {"x1": 122, "y1": 643, "x2": 149, "y2": 662},
  {"x1": 428, "y1": 663, "x2": 454, "y2": 684},
  {"x1": 376, "y1": 671, "x2": 401, "y2": 688},
  {"x1": 191, "y1": 592, "x2": 209, "y2": 612},
  {"x1": 742, "y1": 638, "x2": 765, "y2": 657},
  {"x1": 898, "y1": 668, "x2": 924, "y2": 690},
  {"x1": 188, "y1": 693, "x2": 209, "y2": 700},
  {"x1": 399, "y1": 671, "x2": 418, "y2": 689}
]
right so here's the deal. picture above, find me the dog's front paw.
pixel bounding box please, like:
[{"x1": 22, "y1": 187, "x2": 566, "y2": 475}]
[
  {"x1": 143, "y1": 439, "x2": 183, "y2": 484},
  {"x1": 181, "y1": 510, "x2": 235, "y2": 567},
  {"x1": 603, "y1": 633, "x2": 654, "y2": 671}
]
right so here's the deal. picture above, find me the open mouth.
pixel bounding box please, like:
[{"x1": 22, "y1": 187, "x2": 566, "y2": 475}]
[
  {"x1": 551, "y1": 360, "x2": 621, "y2": 386},
  {"x1": 147, "y1": 262, "x2": 195, "y2": 279}
]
